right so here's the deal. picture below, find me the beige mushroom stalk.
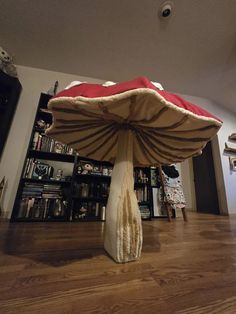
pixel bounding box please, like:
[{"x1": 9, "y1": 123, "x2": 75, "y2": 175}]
[{"x1": 46, "y1": 76, "x2": 222, "y2": 263}]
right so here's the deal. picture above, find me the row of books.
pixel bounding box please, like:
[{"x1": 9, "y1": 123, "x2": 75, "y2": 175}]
[
  {"x1": 17, "y1": 198, "x2": 151, "y2": 221},
  {"x1": 134, "y1": 186, "x2": 149, "y2": 202},
  {"x1": 73, "y1": 201, "x2": 106, "y2": 220},
  {"x1": 22, "y1": 183, "x2": 62, "y2": 198},
  {"x1": 73, "y1": 182, "x2": 109, "y2": 198},
  {"x1": 32, "y1": 131, "x2": 74, "y2": 155},
  {"x1": 17, "y1": 197, "x2": 67, "y2": 219}
]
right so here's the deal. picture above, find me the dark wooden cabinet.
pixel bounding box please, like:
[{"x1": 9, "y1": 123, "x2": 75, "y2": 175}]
[{"x1": 0, "y1": 70, "x2": 22, "y2": 157}]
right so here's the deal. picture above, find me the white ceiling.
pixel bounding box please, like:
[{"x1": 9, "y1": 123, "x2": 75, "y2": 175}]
[{"x1": 1, "y1": 0, "x2": 236, "y2": 112}]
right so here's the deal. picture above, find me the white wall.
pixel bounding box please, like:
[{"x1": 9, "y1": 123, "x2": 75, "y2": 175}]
[
  {"x1": 0, "y1": 65, "x2": 104, "y2": 218},
  {"x1": 180, "y1": 94, "x2": 236, "y2": 214}
]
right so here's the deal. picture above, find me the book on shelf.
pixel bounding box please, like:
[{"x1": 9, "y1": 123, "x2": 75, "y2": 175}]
[
  {"x1": 42, "y1": 184, "x2": 62, "y2": 198},
  {"x1": 134, "y1": 186, "x2": 148, "y2": 202},
  {"x1": 22, "y1": 182, "x2": 63, "y2": 199},
  {"x1": 17, "y1": 197, "x2": 67, "y2": 219},
  {"x1": 31, "y1": 130, "x2": 75, "y2": 155}
]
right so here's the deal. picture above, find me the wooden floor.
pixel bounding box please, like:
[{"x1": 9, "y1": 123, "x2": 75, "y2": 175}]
[{"x1": 1, "y1": 212, "x2": 236, "y2": 314}]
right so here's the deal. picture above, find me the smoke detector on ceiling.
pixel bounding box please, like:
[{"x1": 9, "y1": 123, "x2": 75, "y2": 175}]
[{"x1": 159, "y1": 1, "x2": 174, "y2": 19}]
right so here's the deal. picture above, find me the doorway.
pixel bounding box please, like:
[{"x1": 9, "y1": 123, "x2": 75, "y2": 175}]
[{"x1": 192, "y1": 141, "x2": 220, "y2": 214}]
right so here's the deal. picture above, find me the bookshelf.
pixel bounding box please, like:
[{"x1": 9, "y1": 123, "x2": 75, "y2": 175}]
[
  {"x1": 134, "y1": 167, "x2": 151, "y2": 219},
  {"x1": 11, "y1": 93, "x2": 75, "y2": 222},
  {"x1": 70, "y1": 156, "x2": 112, "y2": 221},
  {"x1": 11, "y1": 93, "x2": 162, "y2": 222}
]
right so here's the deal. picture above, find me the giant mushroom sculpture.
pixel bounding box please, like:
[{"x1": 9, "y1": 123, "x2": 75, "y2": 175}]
[{"x1": 46, "y1": 76, "x2": 222, "y2": 263}]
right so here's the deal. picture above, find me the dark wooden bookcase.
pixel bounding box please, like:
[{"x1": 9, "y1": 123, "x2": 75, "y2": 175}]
[
  {"x1": 11, "y1": 93, "x2": 160, "y2": 222},
  {"x1": 0, "y1": 70, "x2": 22, "y2": 158}
]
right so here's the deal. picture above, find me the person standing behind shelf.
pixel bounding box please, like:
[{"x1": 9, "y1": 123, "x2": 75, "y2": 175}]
[{"x1": 159, "y1": 165, "x2": 187, "y2": 221}]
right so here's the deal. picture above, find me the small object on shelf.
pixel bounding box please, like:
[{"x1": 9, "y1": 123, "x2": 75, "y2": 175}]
[
  {"x1": 0, "y1": 46, "x2": 17, "y2": 77},
  {"x1": 52, "y1": 199, "x2": 66, "y2": 217},
  {"x1": 102, "y1": 167, "x2": 108, "y2": 176},
  {"x1": 47, "y1": 81, "x2": 59, "y2": 96},
  {"x1": 36, "y1": 119, "x2": 46, "y2": 130},
  {"x1": 68, "y1": 147, "x2": 74, "y2": 155},
  {"x1": 55, "y1": 169, "x2": 63, "y2": 181},
  {"x1": 54, "y1": 141, "x2": 64, "y2": 154},
  {"x1": 77, "y1": 160, "x2": 94, "y2": 174},
  {"x1": 81, "y1": 162, "x2": 93, "y2": 174},
  {"x1": 32, "y1": 162, "x2": 51, "y2": 180},
  {"x1": 91, "y1": 165, "x2": 102, "y2": 175},
  {"x1": 78, "y1": 203, "x2": 88, "y2": 219},
  {"x1": 77, "y1": 162, "x2": 82, "y2": 174}
]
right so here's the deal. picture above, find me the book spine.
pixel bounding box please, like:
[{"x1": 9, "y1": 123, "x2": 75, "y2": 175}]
[
  {"x1": 23, "y1": 158, "x2": 30, "y2": 178},
  {"x1": 36, "y1": 134, "x2": 42, "y2": 151},
  {"x1": 25, "y1": 158, "x2": 33, "y2": 178},
  {"x1": 32, "y1": 132, "x2": 39, "y2": 150}
]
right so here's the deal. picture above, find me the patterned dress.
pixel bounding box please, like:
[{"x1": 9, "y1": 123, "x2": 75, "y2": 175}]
[{"x1": 161, "y1": 172, "x2": 186, "y2": 210}]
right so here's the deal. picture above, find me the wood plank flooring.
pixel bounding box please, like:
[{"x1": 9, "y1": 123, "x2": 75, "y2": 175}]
[{"x1": 1, "y1": 212, "x2": 236, "y2": 313}]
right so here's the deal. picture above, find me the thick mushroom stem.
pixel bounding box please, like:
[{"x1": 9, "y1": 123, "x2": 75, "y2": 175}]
[{"x1": 104, "y1": 129, "x2": 143, "y2": 263}]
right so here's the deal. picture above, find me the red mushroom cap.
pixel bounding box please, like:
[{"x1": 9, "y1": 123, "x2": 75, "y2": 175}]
[{"x1": 46, "y1": 76, "x2": 222, "y2": 166}]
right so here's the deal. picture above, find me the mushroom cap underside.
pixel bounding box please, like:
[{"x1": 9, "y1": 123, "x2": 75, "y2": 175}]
[{"x1": 46, "y1": 80, "x2": 222, "y2": 167}]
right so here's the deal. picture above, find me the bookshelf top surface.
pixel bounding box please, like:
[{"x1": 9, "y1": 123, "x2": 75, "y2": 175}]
[{"x1": 28, "y1": 150, "x2": 76, "y2": 163}]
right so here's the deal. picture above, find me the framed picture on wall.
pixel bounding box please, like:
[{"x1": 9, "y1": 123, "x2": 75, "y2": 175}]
[{"x1": 229, "y1": 157, "x2": 236, "y2": 171}]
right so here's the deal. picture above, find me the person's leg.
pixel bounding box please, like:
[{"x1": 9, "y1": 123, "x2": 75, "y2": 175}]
[{"x1": 181, "y1": 207, "x2": 188, "y2": 221}]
